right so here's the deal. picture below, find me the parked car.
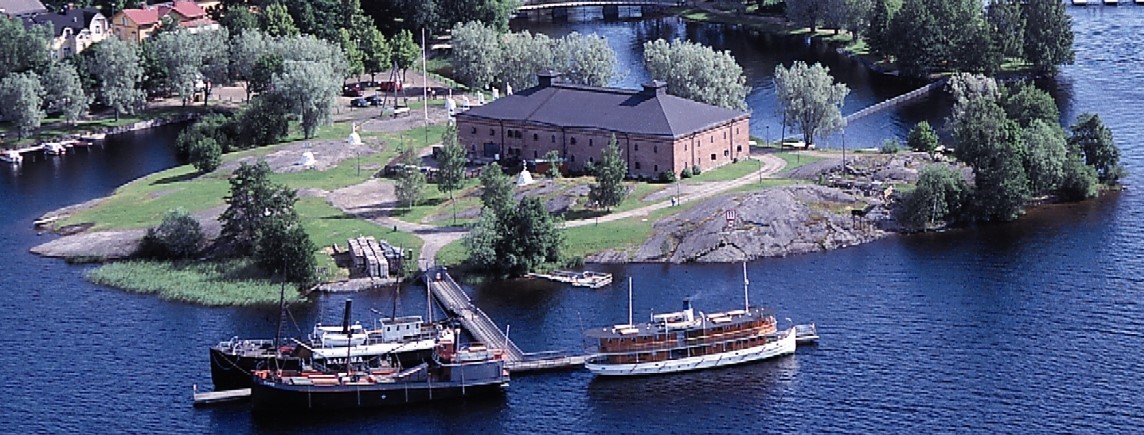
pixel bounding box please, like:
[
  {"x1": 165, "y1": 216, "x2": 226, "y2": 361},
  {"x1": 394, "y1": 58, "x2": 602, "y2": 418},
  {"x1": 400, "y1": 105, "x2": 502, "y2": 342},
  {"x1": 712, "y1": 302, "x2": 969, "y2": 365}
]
[
  {"x1": 364, "y1": 94, "x2": 383, "y2": 106},
  {"x1": 350, "y1": 97, "x2": 369, "y2": 108},
  {"x1": 379, "y1": 81, "x2": 403, "y2": 92},
  {"x1": 343, "y1": 85, "x2": 362, "y2": 97}
]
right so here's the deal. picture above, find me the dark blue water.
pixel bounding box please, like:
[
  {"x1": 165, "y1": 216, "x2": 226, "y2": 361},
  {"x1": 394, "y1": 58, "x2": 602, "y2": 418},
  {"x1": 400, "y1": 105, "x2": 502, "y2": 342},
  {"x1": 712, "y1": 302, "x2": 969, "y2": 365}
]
[{"x1": 2, "y1": 7, "x2": 1143, "y2": 433}]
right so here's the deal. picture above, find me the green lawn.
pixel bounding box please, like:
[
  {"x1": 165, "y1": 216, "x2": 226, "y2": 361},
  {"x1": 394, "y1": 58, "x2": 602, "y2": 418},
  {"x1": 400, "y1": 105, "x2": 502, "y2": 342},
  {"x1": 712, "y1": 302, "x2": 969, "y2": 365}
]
[
  {"x1": 685, "y1": 158, "x2": 762, "y2": 183},
  {"x1": 296, "y1": 196, "x2": 422, "y2": 281},
  {"x1": 435, "y1": 239, "x2": 467, "y2": 268},
  {"x1": 86, "y1": 258, "x2": 296, "y2": 306},
  {"x1": 774, "y1": 151, "x2": 825, "y2": 172}
]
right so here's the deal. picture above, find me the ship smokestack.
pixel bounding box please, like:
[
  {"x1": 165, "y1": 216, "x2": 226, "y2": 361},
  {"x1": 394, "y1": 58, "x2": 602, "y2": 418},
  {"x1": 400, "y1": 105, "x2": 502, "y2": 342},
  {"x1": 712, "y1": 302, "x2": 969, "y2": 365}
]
[{"x1": 342, "y1": 299, "x2": 353, "y2": 335}]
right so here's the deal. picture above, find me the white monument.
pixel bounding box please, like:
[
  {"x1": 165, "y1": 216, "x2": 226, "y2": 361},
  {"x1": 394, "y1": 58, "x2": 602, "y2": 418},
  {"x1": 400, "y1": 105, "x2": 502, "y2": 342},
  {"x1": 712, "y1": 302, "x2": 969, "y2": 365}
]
[{"x1": 515, "y1": 169, "x2": 534, "y2": 186}]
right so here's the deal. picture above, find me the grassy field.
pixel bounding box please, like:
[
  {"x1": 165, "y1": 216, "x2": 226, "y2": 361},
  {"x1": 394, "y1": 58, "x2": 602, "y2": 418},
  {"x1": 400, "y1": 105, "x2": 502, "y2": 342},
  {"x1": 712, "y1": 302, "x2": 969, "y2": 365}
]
[
  {"x1": 774, "y1": 151, "x2": 826, "y2": 172},
  {"x1": 0, "y1": 106, "x2": 207, "y2": 149},
  {"x1": 86, "y1": 258, "x2": 298, "y2": 306},
  {"x1": 296, "y1": 196, "x2": 423, "y2": 281},
  {"x1": 686, "y1": 158, "x2": 762, "y2": 183}
]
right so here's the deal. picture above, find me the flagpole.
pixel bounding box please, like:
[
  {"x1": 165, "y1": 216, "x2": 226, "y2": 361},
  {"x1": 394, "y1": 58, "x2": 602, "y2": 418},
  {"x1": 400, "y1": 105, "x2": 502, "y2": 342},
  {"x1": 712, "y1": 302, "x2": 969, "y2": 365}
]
[{"x1": 422, "y1": 27, "x2": 429, "y2": 148}]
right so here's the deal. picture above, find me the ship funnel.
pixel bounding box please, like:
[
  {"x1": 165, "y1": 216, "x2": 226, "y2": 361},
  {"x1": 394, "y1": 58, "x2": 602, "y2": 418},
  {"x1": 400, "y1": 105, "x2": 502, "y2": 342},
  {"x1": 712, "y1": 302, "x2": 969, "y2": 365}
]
[
  {"x1": 682, "y1": 298, "x2": 692, "y2": 312},
  {"x1": 342, "y1": 299, "x2": 353, "y2": 335}
]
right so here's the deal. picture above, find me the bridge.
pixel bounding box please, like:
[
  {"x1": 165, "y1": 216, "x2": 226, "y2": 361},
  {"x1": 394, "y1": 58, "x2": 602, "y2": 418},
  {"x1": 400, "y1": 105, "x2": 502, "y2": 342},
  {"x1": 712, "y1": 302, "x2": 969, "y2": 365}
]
[
  {"x1": 424, "y1": 267, "x2": 587, "y2": 373},
  {"x1": 844, "y1": 78, "x2": 947, "y2": 124}
]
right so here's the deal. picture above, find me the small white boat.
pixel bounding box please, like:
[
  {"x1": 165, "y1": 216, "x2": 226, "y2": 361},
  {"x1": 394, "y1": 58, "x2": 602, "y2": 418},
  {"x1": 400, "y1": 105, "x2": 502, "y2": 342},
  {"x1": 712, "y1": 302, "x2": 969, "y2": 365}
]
[
  {"x1": 1, "y1": 150, "x2": 22, "y2": 164},
  {"x1": 1072, "y1": 0, "x2": 1089, "y2": 5},
  {"x1": 794, "y1": 323, "x2": 819, "y2": 344},
  {"x1": 42, "y1": 142, "x2": 67, "y2": 155},
  {"x1": 1103, "y1": 0, "x2": 1118, "y2": 5},
  {"x1": 79, "y1": 132, "x2": 106, "y2": 143}
]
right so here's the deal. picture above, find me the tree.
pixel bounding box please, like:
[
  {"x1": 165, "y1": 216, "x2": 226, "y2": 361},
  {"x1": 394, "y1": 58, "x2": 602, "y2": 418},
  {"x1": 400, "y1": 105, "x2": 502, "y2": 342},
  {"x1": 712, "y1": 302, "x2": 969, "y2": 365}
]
[
  {"x1": 0, "y1": 72, "x2": 45, "y2": 139},
  {"x1": 230, "y1": 29, "x2": 270, "y2": 101},
  {"x1": 0, "y1": 19, "x2": 52, "y2": 79},
  {"x1": 786, "y1": 0, "x2": 825, "y2": 33},
  {"x1": 219, "y1": 161, "x2": 300, "y2": 254},
  {"x1": 176, "y1": 113, "x2": 232, "y2": 158},
  {"x1": 392, "y1": 29, "x2": 420, "y2": 83},
  {"x1": 479, "y1": 162, "x2": 514, "y2": 218},
  {"x1": 643, "y1": 39, "x2": 748, "y2": 110},
  {"x1": 197, "y1": 28, "x2": 231, "y2": 106},
  {"x1": 249, "y1": 53, "x2": 284, "y2": 96},
  {"x1": 866, "y1": 0, "x2": 897, "y2": 57},
  {"x1": 1058, "y1": 155, "x2": 1098, "y2": 201},
  {"x1": 450, "y1": 21, "x2": 502, "y2": 91},
  {"x1": 987, "y1": 0, "x2": 1024, "y2": 59},
  {"x1": 1068, "y1": 113, "x2": 1124, "y2": 184},
  {"x1": 360, "y1": 27, "x2": 391, "y2": 83},
  {"x1": 339, "y1": 27, "x2": 365, "y2": 81},
  {"x1": 1023, "y1": 0, "x2": 1074, "y2": 74},
  {"x1": 543, "y1": 150, "x2": 562, "y2": 178},
  {"x1": 271, "y1": 60, "x2": 339, "y2": 139},
  {"x1": 436, "y1": 123, "x2": 468, "y2": 225},
  {"x1": 463, "y1": 208, "x2": 501, "y2": 268},
  {"x1": 220, "y1": 4, "x2": 259, "y2": 35},
  {"x1": 886, "y1": 0, "x2": 937, "y2": 77},
  {"x1": 262, "y1": 2, "x2": 299, "y2": 37},
  {"x1": 141, "y1": 208, "x2": 204, "y2": 259},
  {"x1": 907, "y1": 120, "x2": 939, "y2": 154},
  {"x1": 1001, "y1": 82, "x2": 1059, "y2": 128},
  {"x1": 86, "y1": 38, "x2": 144, "y2": 121},
  {"x1": 554, "y1": 32, "x2": 615, "y2": 87},
  {"x1": 496, "y1": 196, "x2": 563, "y2": 276},
  {"x1": 395, "y1": 148, "x2": 427, "y2": 210},
  {"x1": 497, "y1": 30, "x2": 553, "y2": 91},
  {"x1": 950, "y1": 96, "x2": 1009, "y2": 168},
  {"x1": 150, "y1": 30, "x2": 201, "y2": 105},
  {"x1": 774, "y1": 61, "x2": 849, "y2": 146},
  {"x1": 42, "y1": 61, "x2": 89, "y2": 124},
  {"x1": 188, "y1": 136, "x2": 222, "y2": 174},
  {"x1": 896, "y1": 164, "x2": 969, "y2": 231},
  {"x1": 234, "y1": 93, "x2": 291, "y2": 149},
  {"x1": 1021, "y1": 120, "x2": 1068, "y2": 196},
  {"x1": 589, "y1": 134, "x2": 628, "y2": 212},
  {"x1": 972, "y1": 137, "x2": 1030, "y2": 222},
  {"x1": 252, "y1": 213, "x2": 317, "y2": 286}
]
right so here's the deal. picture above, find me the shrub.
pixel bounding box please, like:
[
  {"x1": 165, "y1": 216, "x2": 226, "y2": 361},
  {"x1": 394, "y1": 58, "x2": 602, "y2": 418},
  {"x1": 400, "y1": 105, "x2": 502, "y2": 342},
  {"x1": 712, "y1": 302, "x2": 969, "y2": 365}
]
[
  {"x1": 691, "y1": 165, "x2": 702, "y2": 176},
  {"x1": 680, "y1": 167, "x2": 692, "y2": 179},
  {"x1": 658, "y1": 171, "x2": 677, "y2": 183},
  {"x1": 881, "y1": 138, "x2": 902, "y2": 154},
  {"x1": 140, "y1": 208, "x2": 204, "y2": 259},
  {"x1": 188, "y1": 136, "x2": 222, "y2": 173},
  {"x1": 907, "y1": 121, "x2": 939, "y2": 154}
]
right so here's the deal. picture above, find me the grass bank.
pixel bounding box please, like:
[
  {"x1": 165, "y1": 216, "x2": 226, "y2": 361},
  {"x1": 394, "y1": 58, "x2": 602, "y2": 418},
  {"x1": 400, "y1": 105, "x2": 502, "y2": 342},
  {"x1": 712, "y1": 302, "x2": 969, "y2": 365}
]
[{"x1": 86, "y1": 258, "x2": 300, "y2": 306}]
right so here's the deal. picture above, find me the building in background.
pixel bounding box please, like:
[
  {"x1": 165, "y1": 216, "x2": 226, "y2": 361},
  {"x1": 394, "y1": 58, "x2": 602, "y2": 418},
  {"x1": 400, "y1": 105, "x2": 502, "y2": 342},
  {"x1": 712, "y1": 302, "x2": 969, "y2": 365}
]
[
  {"x1": 22, "y1": 5, "x2": 109, "y2": 58},
  {"x1": 0, "y1": 0, "x2": 47, "y2": 18},
  {"x1": 455, "y1": 71, "x2": 751, "y2": 179},
  {"x1": 110, "y1": 0, "x2": 218, "y2": 43}
]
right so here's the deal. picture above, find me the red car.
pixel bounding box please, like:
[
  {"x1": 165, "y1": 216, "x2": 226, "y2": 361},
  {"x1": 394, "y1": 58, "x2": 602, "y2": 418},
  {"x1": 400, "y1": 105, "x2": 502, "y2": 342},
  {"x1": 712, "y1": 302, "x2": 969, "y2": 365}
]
[
  {"x1": 343, "y1": 84, "x2": 362, "y2": 97},
  {"x1": 379, "y1": 81, "x2": 403, "y2": 92}
]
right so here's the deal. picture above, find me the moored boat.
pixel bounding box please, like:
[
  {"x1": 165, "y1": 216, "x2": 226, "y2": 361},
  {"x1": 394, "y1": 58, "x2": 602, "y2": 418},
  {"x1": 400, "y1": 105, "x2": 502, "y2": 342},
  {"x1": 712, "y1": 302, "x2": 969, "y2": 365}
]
[
  {"x1": 1, "y1": 150, "x2": 21, "y2": 164},
  {"x1": 249, "y1": 327, "x2": 509, "y2": 412},
  {"x1": 42, "y1": 142, "x2": 67, "y2": 155},
  {"x1": 583, "y1": 264, "x2": 797, "y2": 376}
]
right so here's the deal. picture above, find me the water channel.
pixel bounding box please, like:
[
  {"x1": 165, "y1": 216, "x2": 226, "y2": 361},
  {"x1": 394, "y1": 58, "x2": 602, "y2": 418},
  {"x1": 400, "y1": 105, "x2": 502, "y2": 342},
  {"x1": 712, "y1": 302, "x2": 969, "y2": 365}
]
[{"x1": 0, "y1": 7, "x2": 1142, "y2": 433}]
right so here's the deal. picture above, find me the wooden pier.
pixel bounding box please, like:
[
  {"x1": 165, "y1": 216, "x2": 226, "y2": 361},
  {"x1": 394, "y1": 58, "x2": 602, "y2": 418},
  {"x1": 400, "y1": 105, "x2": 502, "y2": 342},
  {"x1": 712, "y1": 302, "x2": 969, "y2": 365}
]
[
  {"x1": 424, "y1": 267, "x2": 587, "y2": 373},
  {"x1": 844, "y1": 78, "x2": 947, "y2": 124}
]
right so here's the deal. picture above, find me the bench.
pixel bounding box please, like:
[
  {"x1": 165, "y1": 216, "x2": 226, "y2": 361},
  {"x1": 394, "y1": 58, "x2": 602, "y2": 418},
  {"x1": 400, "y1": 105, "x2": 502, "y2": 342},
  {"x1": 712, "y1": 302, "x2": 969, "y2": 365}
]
[{"x1": 393, "y1": 106, "x2": 410, "y2": 118}]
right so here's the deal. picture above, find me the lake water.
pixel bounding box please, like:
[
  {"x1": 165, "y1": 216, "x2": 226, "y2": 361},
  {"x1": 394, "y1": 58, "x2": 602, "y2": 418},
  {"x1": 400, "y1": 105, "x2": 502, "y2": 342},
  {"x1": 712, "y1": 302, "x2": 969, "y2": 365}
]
[{"x1": 1, "y1": 6, "x2": 1143, "y2": 433}]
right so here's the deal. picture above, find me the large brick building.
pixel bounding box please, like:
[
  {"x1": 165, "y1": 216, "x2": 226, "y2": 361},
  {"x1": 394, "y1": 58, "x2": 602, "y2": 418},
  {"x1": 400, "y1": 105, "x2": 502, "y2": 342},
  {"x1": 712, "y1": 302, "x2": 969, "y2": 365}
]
[{"x1": 455, "y1": 72, "x2": 751, "y2": 179}]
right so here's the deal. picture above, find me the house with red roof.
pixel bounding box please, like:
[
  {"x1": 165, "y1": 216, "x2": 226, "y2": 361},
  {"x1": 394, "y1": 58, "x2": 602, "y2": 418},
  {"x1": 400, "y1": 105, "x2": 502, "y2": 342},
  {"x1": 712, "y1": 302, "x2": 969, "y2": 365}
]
[{"x1": 110, "y1": 0, "x2": 218, "y2": 43}]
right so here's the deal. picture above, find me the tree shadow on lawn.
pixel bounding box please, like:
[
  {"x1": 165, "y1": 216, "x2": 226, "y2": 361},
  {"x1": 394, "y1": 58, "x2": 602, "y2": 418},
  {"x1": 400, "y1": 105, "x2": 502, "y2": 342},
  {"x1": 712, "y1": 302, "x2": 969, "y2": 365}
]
[
  {"x1": 151, "y1": 171, "x2": 202, "y2": 185},
  {"x1": 562, "y1": 209, "x2": 608, "y2": 221}
]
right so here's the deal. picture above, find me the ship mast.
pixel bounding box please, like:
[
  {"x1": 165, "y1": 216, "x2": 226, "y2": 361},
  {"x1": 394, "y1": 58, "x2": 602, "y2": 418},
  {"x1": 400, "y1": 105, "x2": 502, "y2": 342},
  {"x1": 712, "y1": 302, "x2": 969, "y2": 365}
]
[
  {"x1": 742, "y1": 261, "x2": 750, "y2": 311},
  {"x1": 628, "y1": 276, "x2": 633, "y2": 326}
]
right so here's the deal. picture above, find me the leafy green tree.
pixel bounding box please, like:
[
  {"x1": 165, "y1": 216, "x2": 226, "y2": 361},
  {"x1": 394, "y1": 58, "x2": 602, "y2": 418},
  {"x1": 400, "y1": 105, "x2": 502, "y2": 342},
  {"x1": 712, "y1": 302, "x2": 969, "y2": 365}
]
[
  {"x1": 395, "y1": 149, "x2": 427, "y2": 210},
  {"x1": 273, "y1": 34, "x2": 350, "y2": 79},
  {"x1": 0, "y1": 19, "x2": 51, "y2": 79},
  {"x1": 176, "y1": 113, "x2": 233, "y2": 158},
  {"x1": 774, "y1": 61, "x2": 850, "y2": 146},
  {"x1": 555, "y1": 32, "x2": 615, "y2": 87},
  {"x1": 643, "y1": 39, "x2": 748, "y2": 110},
  {"x1": 450, "y1": 21, "x2": 501, "y2": 91},
  {"x1": 339, "y1": 27, "x2": 365, "y2": 81},
  {"x1": 866, "y1": 0, "x2": 898, "y2": 57},
  {"x1": 150, "y1": 29, "x2": 203, "y2": 105},
  {"x1": 907, "y1": 120, "x2": 939, "y2": 154},
  {"x1": 392, "y1": 29, "x2": 421, "y2": 83},
  {"x1": 987, "y1": 0, "x2": 1024, "y2": 59},
  {"x1": 220, "y1": 4, "x2": 259, "y2": 36},
  {"x1": 219, "y1": 161, "x2": 300, "y2": 254},
  {"x1": 234, "y1": 93, "x2": 291, "y2": 149},
  {"x1": 252, "y1": 212, "x2": 317, "y2": 286},
  {"x1": 1068, "y1": 113, "x2": 1124, "y2": 184},
  {"x1": 43, "y1": 61, "x2": 90, "y2": 124},
  {"x1": 950, "y1": 96, "x2": 1009, "y2": 168},
  {"x1": 479, "y1": 162, "x2": 514, "y2": 218},
  {"x1": 1058, "y1": 155, "x2": 1099, "y2": 201},
  {"x1": 271, "y1": 60, "x2": 339, "y2": 139},
  {"x1": 463, "y1": 208, "x2": 501, "y2": 268},
  {"x1": 1022, "y1": 0, "x2": 1074, "y2": 74},
  {"x1": 249, "y1": 53, "x2": 284, "y2": 96},
  {"x1": 229, "y1": 29, "x2": 270, "y2": 101},
  {"x1": 589, "y1": 134, "x2": 628, "y2": 212},
  {"x1": 86, "y1": 38, "x2": 144, "y2": 121},
  {"x1": 973, "y1": 138, "x2": 1030, "y2": 222},
  {"x1": 188, "y1": 136, "x2": 222, "y2": 174},
  {"x1": 786, "y1": 0, "x2": 826, "y2": 33},
  {"x1": 897, "y1": 164, "x2": 969, "y2": 231},
  {"x1": 1021, "y1": 120, "x2": 1068, "y2": 196},
  {"x1": 141, "y1": 208, "x2": 204, "y2": 259},
  {"x1": 497, "y1": 30, "x2": 553, "y2": 90},
  {"x1": 887, "y1": 0, "x2": 937, "y2": 77},
  {"x1": 261, "y1": 2, "x2": 299, "y2": 37},
  {"x1": 436, "y1": 123, "x2": 468, "y2": 224},
  {"x1": 1001, "y1": 82, "x2": 1059, "y2": 128},
  {"x1": 543, "y1": 150, "x2": 562, "y2": 178},
  {"x1": 496, "y1": 196, "x2": 563, "y2": 276},
  {"x1": 0, "y1": 72, "x2": 44, "y2": 139},
  {"x1": 360, "y1": 27, "x2": 392, "y2": 83}
]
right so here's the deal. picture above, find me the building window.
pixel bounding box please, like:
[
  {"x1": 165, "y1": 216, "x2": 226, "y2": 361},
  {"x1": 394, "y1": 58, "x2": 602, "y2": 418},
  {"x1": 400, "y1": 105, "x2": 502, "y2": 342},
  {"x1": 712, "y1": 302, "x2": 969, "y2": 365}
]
[
  {"x1": 588, "y1": 157, "x2": 593, "y2": 163},
  {"x1": 471, "y1": 145, "x2": 475, "y2": 151},
  {"x1": 634, "y1": 144, "x2": 638, "y2": 151},
  {"x1": 551, "y1": 135, "x2": 556, "y2": 143},
  {"x1": 534, "y1": 133, "x2": 538, "y2": 141},
  {"x1": 654, "y1": 164, "x2": 659, "y2": 172},
  {"x1": 589, "y1": 139, "x2": 593, "y2": 147},
  {"x1": 710, "y1": 136, "x2": 714, "y2": 143},
  {"x1": 571, "y1": 137, "x2": 577, "y2": 145},
  {"x1": 724, "y1": 150, "x2": 729, "y2": 157},
  {"x1": 570, "y1": 155, "x2": 576, "y2": 162},
  {"x1": 534, "y1": 150, "x2": 538, "y2": 158},
  {"x1": 653, "y1": 145, "x2": 657, "y2": 153},
  {"x1": 723, "y1": 131, "x2": 727, "y2": 139},
  {"x1": 635, "y1": 162, "x2": 641, "y2": 170},
  {"x1": 736, "y1": 127, "x2": 740, "y2": 134},
  {"x1": 710, "y1": 154, "x2": 716, "y2": 161},
  {"x1": 737, "y1": 145, "x2": 742, "y2": 152}
]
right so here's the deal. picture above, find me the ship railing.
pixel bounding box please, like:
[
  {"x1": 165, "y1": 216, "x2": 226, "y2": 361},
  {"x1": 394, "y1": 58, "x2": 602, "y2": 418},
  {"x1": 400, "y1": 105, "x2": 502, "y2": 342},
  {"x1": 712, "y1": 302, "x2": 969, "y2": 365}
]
[{"x1": 597, "y1": 334, "x2": 770, "y2": 356}]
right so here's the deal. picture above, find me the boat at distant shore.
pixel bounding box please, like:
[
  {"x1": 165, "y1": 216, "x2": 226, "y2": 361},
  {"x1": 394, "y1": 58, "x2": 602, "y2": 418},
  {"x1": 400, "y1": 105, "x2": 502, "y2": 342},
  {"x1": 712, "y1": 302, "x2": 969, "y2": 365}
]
[
  {"x1": 210, "y1": 302, "x2": 439, "y2": 391},
  {"x1": 250, "y1": 326, "x2": 509, "y2": 412},
  {"x1": 584, "y1": 264, "x2": 798, "y2": 376}
]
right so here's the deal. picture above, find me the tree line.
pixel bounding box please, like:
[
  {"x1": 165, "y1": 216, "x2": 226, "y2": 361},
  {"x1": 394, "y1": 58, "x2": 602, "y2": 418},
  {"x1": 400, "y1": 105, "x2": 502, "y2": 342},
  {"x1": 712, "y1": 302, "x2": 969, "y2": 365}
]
[
  {"x1": 897, "y1": 74, "x2": 1122, "y2": 230},
  {"x1": 783, "y1": 0, "x2": 1074, "y2": 77}
]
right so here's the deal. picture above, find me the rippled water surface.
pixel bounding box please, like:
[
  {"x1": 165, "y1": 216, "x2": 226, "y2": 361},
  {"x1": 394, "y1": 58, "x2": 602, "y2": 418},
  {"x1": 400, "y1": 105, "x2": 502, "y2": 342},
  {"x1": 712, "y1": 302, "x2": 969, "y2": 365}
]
[{"x1": 2, "y1": 7, "x2": 1143, "y2": 433}]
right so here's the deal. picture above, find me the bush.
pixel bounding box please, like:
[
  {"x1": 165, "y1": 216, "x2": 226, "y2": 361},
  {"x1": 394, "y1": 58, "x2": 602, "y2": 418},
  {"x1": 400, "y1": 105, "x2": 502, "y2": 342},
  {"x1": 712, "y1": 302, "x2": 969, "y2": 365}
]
[
  {"x1": 691, "y1": 165, "x2": 702, "y2": 176},
  {"x1": 252, "y1": 215, "x2": 318, "y2": 286},
  {"x1": 881, "y1": 138, "x2": 902, "y2": 154},
  {"x1": 907, "y1": 121, "x2": 939, "y2": 154},
  {"x1": 140, "y1": 208, "x2": 204, "y2": 259},
  {"x1": 1058, "y1": 157, "x2": 1099, "y2": 201},
  {"x1": 658, "y1": 171, "x2": 677, "y2": 183},
  {"x1": 680, "y1": 167, "x2": 692, "y2": 179},
  {"x1": 188, "y1": 136, "x2": 222, "y2": 173}
]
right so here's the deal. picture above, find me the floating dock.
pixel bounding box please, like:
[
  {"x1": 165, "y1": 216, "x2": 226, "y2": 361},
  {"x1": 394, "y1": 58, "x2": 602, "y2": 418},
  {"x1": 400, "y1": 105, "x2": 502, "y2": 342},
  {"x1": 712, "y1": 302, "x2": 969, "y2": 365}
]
[
  {"x1": 528, "y1": 270, "x2": 613, "y2": 289},
  {"x1": 192, "y1": 385, "x2": 250, "y2": 406}
]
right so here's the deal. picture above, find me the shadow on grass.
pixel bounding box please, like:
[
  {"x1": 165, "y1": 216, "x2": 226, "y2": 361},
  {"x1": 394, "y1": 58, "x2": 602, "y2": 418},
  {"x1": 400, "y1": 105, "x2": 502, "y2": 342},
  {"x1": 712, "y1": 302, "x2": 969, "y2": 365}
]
[
  {"x1": 562, "y1": 209, "x2": 608, "y2": 221},
  {"x1": 151, "y1": 171, "x2": 200, "y2": 185}
]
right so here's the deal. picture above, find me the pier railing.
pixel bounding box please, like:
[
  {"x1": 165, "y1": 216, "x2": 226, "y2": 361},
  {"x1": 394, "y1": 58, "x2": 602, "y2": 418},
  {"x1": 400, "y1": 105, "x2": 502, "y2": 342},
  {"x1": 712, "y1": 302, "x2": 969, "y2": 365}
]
[
  {"x1": 844, "y1": 78, "x2": 948, "y2": 124},
  {"x1": 426, "y1": 269, "x2": 525, "y2": 362}
]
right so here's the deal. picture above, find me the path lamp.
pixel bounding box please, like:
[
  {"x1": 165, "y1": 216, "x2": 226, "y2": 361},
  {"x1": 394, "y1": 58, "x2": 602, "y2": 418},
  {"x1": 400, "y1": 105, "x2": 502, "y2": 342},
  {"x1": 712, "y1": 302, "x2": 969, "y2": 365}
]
[{"x1": 348, "y1": 124, "x2": 363, "y2": 176}]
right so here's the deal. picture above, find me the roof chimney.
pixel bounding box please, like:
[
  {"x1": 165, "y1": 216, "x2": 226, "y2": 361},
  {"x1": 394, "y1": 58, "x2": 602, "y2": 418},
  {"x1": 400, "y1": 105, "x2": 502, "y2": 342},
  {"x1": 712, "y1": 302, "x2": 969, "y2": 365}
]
[
  {"x1": 641, "y1": 80, "x2": 667, "y2": 97},
  {"x1": 537, "y1": 70, "x2": 561, "y2": 88}
]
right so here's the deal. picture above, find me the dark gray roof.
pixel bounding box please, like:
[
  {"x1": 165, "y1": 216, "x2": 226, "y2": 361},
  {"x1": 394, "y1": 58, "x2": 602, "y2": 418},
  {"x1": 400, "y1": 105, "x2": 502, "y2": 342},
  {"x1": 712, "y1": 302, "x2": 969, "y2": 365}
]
[
  {"x1": 0, "y1": 0, "x2": 47, "y2": 16},
  {"x1": 22, "y1": 6, "x2": 100, "y2": 37},
  {"x1": 457, "y1": 82, "x2": 748, "y2": 139}
]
